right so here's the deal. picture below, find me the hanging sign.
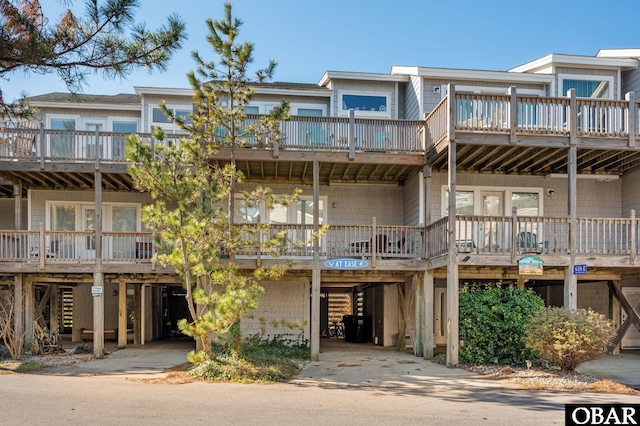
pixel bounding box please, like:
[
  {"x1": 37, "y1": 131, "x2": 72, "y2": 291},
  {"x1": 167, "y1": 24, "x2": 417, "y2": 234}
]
[
  {"x1": 518, "y1": 255, "x2": 543, "y2": 275},
  {"x1": 324, "y1": 258, "x2": 369, "y2": 270}
]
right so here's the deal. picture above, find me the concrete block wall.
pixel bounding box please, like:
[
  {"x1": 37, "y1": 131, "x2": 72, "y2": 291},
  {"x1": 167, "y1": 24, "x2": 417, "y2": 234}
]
[{"x1": 240, "y1": 280, "x2": 310, "y2": 343}]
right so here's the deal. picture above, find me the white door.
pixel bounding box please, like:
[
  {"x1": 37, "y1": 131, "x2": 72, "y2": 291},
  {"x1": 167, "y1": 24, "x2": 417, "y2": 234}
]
[
  {"x1": 621, "y1": 287, "x2": 640, "y2": 349},
  {"x1": 480, "y1": 191, "x2": 504, "y2": 250},
  {"x1": 81, "y1": 119, "x2": 107, "y2": 159},
  {"x1": 80, "y1": 206, "x2": 96, "y2": 259},
  {"x1": 434, "y1": 288, "x2": 447, "y2": 345}
]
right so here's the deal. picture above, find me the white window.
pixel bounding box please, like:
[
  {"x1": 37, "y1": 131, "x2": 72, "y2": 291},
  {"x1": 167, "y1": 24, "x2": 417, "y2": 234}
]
[
  {"x1": 48, "y1": 115, "x2": 79, "y2": 158},
  {"x1": 442, "y1": 186, "x2": 543, "y2": 217},
  {"x1": 233, "y1": 195, "x2": 327, "y2": 224},
  {"x1": 558, "y1": 74, "x2": 614, "y2": 99},
  {"x1": 109, "y1": 119, "x2": 139, "y2": 159},
  {"x1": 338, "y1": 91, "x2": 391, "y2": 118},
  {"x1": 148, "y1": 104, "x2": 192, "y2": 133}
]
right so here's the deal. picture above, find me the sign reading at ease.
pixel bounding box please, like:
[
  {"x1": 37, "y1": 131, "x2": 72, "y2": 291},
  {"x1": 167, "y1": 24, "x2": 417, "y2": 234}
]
[
  {"x1": 91, "y1": 286, "x2": 103, "y2": 297},
  {"x1": 324, "y1": 258, "x2": 369, "y2": 270},
  {"x1": 573, "y1": 264, "x2": 587, "y2": 275}
]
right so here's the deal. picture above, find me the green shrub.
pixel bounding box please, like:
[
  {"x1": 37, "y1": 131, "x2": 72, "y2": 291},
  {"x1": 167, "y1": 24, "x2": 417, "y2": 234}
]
[
  {"x1": 188, "y1": 334, "x2": 310, "y2": 382},
  {"x1": 73, "y1": 343, "x2": 93, "y2": 354},
  {"x1": 524, "y1": 307, "x2": 614, "y2": 371},
  {"x1": 0, "y1": 347, "x2": 10, "y2": 360},
  {"x1": 459, "y1": 284, "x2": 545, "y2": 366}
]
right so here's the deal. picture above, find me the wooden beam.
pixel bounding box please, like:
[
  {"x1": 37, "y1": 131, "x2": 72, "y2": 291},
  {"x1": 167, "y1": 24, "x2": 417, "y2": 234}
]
[
  {"x1": 118, "y1": 280, "x2": 127, "y2": 349},
  {"x1": 424, "y1": 271, "x2": 434, "y2": 360},
  {"x1": 447, "y1": 137, "x2": 459, "y2": 367}
]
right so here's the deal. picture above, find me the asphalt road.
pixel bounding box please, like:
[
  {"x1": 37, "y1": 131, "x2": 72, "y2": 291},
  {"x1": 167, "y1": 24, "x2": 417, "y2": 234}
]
[{"x1": 0, "y1": 371, "x2": 637, "y2": 426}]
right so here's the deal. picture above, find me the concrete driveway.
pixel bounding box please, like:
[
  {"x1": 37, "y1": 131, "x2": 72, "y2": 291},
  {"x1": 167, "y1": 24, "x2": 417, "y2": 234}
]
[{"x1": 39, "y1": 336, "x2": 640, "y2": 392}]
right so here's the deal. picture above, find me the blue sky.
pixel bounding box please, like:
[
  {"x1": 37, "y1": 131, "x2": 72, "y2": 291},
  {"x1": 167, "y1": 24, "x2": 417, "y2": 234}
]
[{"x1": 4, "y1": 0, "x2": 640, "y2": 101}]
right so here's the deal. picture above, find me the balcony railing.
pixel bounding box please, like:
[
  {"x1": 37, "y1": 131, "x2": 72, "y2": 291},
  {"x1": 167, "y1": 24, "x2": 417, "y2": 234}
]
[
  {"x1": 0, "y1": 115, "x2": 424, "y2": 163},
  {"x1": 2, "y1": 215, "x2": 639, "y2": 267},
  {"x1": 0, "y1": 224, "x2": 425, "y2": 265},
  {"x1": 424, "y1": 86, "x2": 640, "y2": 148},
  {"x1": 427, "y1": 213, "x2": 640, "y2": 259}
]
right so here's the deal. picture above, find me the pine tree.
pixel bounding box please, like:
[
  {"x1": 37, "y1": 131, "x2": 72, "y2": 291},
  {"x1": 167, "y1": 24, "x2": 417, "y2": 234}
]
[
  {"x1": 0, "y1": 0, "x2": 187, "y2": 119},
  {"x1": 126, "y1": 2, "x2": 324, "y2": 359}
]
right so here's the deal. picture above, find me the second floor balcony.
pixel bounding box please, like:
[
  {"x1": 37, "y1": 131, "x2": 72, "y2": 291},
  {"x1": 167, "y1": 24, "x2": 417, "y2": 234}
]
[
  {"x1": 2, "y1": 211, "x2": 640, "y2": 273},
  {"x1": 0, "y1": 114, "x2": 424, "y2": 164}
]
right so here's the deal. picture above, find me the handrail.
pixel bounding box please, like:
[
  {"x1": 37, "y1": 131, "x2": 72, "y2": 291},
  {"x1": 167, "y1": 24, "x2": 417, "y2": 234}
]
[
  {"x1": 425, "y1": 91, "x2": 640, "y2": 142},
  {"x1": 0, "y1": 116, "x2": 424, "y2": 162},
  {"x1": 1, "y1": 215, "x2": 638, "y2": 264}
]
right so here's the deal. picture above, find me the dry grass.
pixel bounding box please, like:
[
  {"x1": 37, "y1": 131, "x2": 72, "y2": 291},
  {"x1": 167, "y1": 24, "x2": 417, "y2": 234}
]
[{"x1": 466, "y1": 365, "x2": 640, "y2": 395}]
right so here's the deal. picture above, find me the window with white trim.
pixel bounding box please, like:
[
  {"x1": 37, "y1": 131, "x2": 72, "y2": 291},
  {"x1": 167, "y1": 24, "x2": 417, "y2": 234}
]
[
  {"x1": 338, "y1": 91, "x2": 391, "y2": 118},
  {"x1": 149, "y1": 104, "x2": 192, "y2": 133},
  {"x1": 233, "y1": 196, "x2": 327, "y2": 224},
  {"x1": 558, "y1": 74, "x2": 614, "y2": 99}
]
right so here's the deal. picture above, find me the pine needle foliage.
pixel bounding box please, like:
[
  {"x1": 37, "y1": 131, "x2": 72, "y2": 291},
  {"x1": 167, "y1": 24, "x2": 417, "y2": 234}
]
[{"x1": 127, "y1": 3, "x2": 325, "y2": 361}]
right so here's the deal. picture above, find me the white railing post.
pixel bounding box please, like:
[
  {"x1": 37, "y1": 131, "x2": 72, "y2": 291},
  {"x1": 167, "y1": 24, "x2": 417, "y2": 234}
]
[
  {"x1": 39, "y1": 222, "x2": 45, "y2": 270},
  {"x1": 371, "y1": 217, "x2": 377, "y2": 266},
  {"x1": 631, "y1": 210, "x2": 636, "y2": 265},
  {"x1": 511, "y1": 207, "x2": 518, "y2": 263},
  {"x1": 348, "y1": 109, "x2": 355, "y2": 160},
  {"x1": 626, "y1": 92, "x2": 636, "y2": 148},
  {"x1": 39, "y1": 122, "x2": 45, "y2": 169},
  {"x1": 508, "y1": 86, "x2": 517, "y2": 144},
  {"x1": 447, "y1": 83, "x2": 456, "y2": 142}
]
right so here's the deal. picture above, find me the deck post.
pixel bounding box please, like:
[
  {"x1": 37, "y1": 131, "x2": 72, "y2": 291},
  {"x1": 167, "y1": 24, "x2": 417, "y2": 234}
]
[
  {"x1": 39, "y1": 122, "x2": 45, "y2": 170},
  {"x1": 310, "y1": 159, "x2": 320, "y2": 361},
  {"x1": 423, "y1": 270, "x2": 434, "y2": 360},
  {"x1": 372, "y1": 217, "x2": 377, "y2": 266},
  {"x1": 39, "y1": 223, "x2": 45, "y2": 270},
  {"x1": 14, "y1": 183, "x2": 21, "y2": 230},
  {"x1": 446, "y1": 138, "x2": 459, "y2": 367},
  {"x1": 118, "y1": 279, "x2": 127, "y2": 348},
  {"x1": 447, "y1": 84, "x2": 456, "y2": 142},
  {"x1": 141, "y1": 284, "x2": 146, "y2": 345},
  {"x1": 348, "y1": 109, "x2": 355, "y2": 160},
  {"x1": 93, "y1": 170, "x2": 105, "y2": 358},
  {"x1": 134, "y1": 284, "x2": 141, "y2": 345},
  {"x1": 50, "y1": 284, "x2": 59, "y2": 333},
  {"x1": 24, "y1": 276, "x2": 33, "y2": 343},
  {"x1": 511, "y1": 207, "x2": 517, "y2": 263},
  {"x1": 564, "y1": 88, "x2": 578, "y2": 311},
  {"x1": 508, "y1": 86, "x2": 518, "y2": 144},
  {"x1": 423, "y1": 165, "x2": 431, "y2": 259},
  {"x1": 626, "y1": 92, "x2": 635, "y2": 148},
  {"x1": 631, "y1": 209, "x2": 636, "y2": 265},
  {"x1": 414, "y1": 273, "x2": 424, "y2": 357},
  {"x1": 13, "y1": 274, "x2": 24, "y2": 347}
]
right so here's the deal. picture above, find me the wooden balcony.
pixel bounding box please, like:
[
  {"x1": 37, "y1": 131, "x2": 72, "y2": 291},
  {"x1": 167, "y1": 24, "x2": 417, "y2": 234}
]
[
  {"x1": 2, "y1": 211, "x2": 639, "y2": 274},
  {"x1": 423, "y1": 87, "x2": 640, "y2": 176},
  {"x1": 0, "y1": 223, "x2": 426, "y2": 273},
  {"x1": 0, "y1": 115, "x2": 424, "y2": 189},
  {"x1": 425, "y1": 211, "x2": 640, "y2": 268},
  {"x1": 0, "y1": 115, "x2": 424, "y2": 163}
]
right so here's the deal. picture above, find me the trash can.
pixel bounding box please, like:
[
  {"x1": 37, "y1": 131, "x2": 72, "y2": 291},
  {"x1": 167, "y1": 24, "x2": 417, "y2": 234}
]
[{"x1": 343, "y1": 315, "x2": 370, "y2": 343}]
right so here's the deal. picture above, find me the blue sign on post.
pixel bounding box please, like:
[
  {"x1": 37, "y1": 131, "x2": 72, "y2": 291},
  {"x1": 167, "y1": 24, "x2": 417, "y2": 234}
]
[{"x1": 573, "y1": 264, "x2": 587, "y2": 275}]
